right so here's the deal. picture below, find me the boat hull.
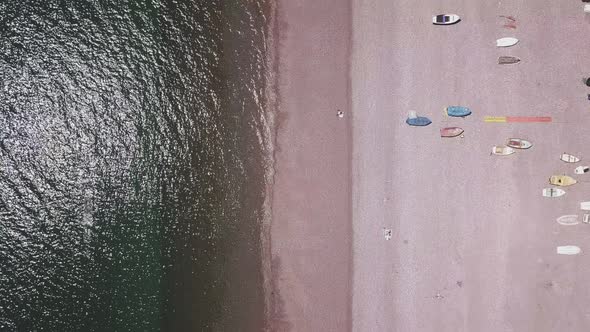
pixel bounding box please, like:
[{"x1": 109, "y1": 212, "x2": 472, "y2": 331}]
[
  {"x1": 557, "y1": 246, "x2": 581, "y2": 255},
  {"x1": 561, "y1": 153, "x2": 580, "y2": 163},
  {"x1": 496, "y1": 37, "x2": 519, "y2": 47},
  {"x1": 549, "y1": 175, "x2": 577, "y2": 186},
  {"x1": 507, "y1": 138, "x2": 532, "y2": 149},
  {"x1": 440, "y1": 127, "x2": 464, "y2": 137},
  {"x1": 498, "y1": 56, "x2": 520, "y2": 64},
  {"x1": 406, "y1": 116, "x2": 432, "y2": 126},
  {"x1": 446, "y1": 106, "x2": 471, "y2": 117},
  {"x1": 557, "y1": 215, "x2": 580, "y2": 226},
  {"x1": 542, "y1": 188, "x2": 566, "y2": 197},
  {"x1": 492, "y1": 145, "x2": 515, "y2": 155}
]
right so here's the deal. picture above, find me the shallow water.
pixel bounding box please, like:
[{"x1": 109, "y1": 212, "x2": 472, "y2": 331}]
[{"x1": 0, "y1": 0, "x2": 270, "y2": 330}]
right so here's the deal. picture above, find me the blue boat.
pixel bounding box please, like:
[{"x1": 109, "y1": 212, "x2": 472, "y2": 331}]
[
  {"x1": 406, "y1": 116, "x2": 432, "y2": 126},
  {"x1": 446, "y1": 106, "x2": 471, "y2": 117}
]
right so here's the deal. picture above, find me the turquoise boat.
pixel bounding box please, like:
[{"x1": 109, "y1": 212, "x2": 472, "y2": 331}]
[{"x1": 446, "y1": 106, "x2": 471, "y2": 117}]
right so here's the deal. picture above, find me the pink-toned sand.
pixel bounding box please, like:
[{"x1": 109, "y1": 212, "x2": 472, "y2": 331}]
[
  {"x1": 269, "y1": 0, "x2": 590, "y2": 331},
  {"x1": 352, "y1": 0, "x2": 590, "y2": 331},
  {"x1": 268, "y1": 0, "x2": 352, "y2": 331}
]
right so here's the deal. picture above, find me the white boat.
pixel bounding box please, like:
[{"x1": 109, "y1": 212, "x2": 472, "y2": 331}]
[
  {"x1": 507, "y1": 138, "x2": 532, "y2": 149},
  {"x1": 542, "y1": 188, "x2": 565, "y2": 197},
  {"x1": 560, "y1": 153, "x2": 580, "y2": 163},
  {"x1": 496, "y1": 37, "x2": 519, "y2": 47},
  {"x1": 581, "y1": 202, "x2": 590, "y2": 210},
  {"x1": 557, "y1": 215, "x2": 579, "y2": 226},
  {"x1": 491, "y1": 145, "x2": 515, "y2": 156},
  {"x1": 575, "y1": 166, "x2": 589, "y2": 174},
  {"x1": 557, "y1": 245, "x2": 581, "y2": 255},
  {"x1": 585, "y1": 4, "x2": 590, "y2": 13},
  {"x1": 432, "y1": 14, "x2": 461, "y2": 25},
  {"x1": 584, "y1": 214, "x2": 590, "y2": 224}
]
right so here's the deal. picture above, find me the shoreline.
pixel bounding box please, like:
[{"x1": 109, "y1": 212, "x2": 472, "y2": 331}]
[{"x1": 264, "y1": 0, "x2": 353, "y2": 330}]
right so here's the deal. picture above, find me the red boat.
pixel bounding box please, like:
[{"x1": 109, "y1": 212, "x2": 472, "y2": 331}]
[{"x1": 440, "y1": 127, "x2": 464, "y2": 137}]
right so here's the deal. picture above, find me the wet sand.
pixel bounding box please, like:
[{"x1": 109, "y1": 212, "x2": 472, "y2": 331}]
[
  {"x1": 268, "y1": 0, "x2": 352, "y2": 331},
  {"x1": 352, "y1": 0, "x2": 590, "y2": 331}
]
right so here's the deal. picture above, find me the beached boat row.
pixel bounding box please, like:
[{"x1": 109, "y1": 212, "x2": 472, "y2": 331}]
[{"x1": 544, "y1": 152, "x2": 588, "y2": 255}]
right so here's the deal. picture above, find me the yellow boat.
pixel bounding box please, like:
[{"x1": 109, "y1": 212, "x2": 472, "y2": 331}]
[{"x1": 549, "y1": 175, "x2": 577, "y2": 186}]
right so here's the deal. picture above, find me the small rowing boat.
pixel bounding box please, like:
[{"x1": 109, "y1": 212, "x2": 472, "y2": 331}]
[
  {"x1": 542, "y1": 188, "x2": 565, "y2": 197},
  {"x1": 549, "y1": 175, "x2": 577, "y2": 186},
  {"x1": 491, "y1": 145, "x2": 515, "y2": 156},
  {"x1": 561, "y1": 153, "x2": 580, "y2": 163},
  {"x1": 507, "y1": 138, "x2": 532, "y2": 149},
  {"x1": 440, "y1": 127, "x2": 464, "y2": 137},
  {"x1": 556, "y1": 245, "x2": 581, "y2": 255}
]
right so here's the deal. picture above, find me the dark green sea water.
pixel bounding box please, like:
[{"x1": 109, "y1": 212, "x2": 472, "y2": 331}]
[{"x1": 0, "y1": 0, "x2": 271, "y2": 330}]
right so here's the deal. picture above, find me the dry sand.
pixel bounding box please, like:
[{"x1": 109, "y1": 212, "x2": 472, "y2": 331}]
[
  {"x1": 352, "y1": 0, "x2": 590, "y2": 331},
  {"x1": 269, "y1": 0, "x2": 590, "y2": 331}
]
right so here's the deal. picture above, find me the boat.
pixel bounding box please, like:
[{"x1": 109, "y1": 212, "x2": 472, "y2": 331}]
[
  {"x1": 542, "y1": 188, "x2": 565, "y2": 197},
  {"x1": 575, "y1": 166, "x2": 589, "y2": 174},
  {"x1": 557, "y1": 215, "x2": 580, "y2": 226},
  {"x1": 491, "y1": 145, "x2": 515, "y2": 156},
  {"x1": 556, "y1": 245, "x2": 581, "y2": 255},
  {"x1": 496, "y1": 37, "x2": 519, "y2": 47},
  {"x1": 498, "y1": 56, "x2": 520, "y2": 64},
  {"x1": 561, "y1": 153, "x2": 580, "y2": 163},
  {"x1": 585, "y1": 4, "x2": 590, "y2": 13},
  {"x1": 440, "y1": 127, "x2": 464, "y2": 137},
  {"x1": 581, "y1": 202, "x2": 590, "y2": 210},
  {"x1": 506, "y1": 138, "x2": 532, "y2": 149},
  {"x1": 432, "y1": 14, "x2": 461, "y2": 25},
  {"x1": 549, "y1": 175, "x2": 577, "y2": 186},
  {"x1": 406, "y1": 110, "x2": 432, "y2": 126},
  {"x1": 446, "y1": 106, "x2": 471, "y2": 117},
  {"x1": 584, "y1": 214, "x2": 590, "y2": 224}
]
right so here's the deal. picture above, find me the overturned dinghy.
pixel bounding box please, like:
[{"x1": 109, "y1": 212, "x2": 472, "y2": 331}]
[
  {"x1": 496, "y1": 37, "x2": 519, "y2": 47},
  {"x1": 557, "y1": 215, "x2": 580, "y2": 226},
  {"x1": 557, "y1": 245, "x2": 581, "y2": 255},
  {"x1": 406, "y1": 110, "x2": 432, "y2": 126},
  {"x1": 498, "y1": 56, "x2": 520, "y2": 64}
]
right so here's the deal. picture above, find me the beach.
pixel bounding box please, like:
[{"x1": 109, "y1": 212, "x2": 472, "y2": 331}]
[
  {"x1": 268, "y1": 0, "x2": 352, "y2": 331},
  {"x1": 269, "y1": 0, "x2": 590, "y2": 331}
]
